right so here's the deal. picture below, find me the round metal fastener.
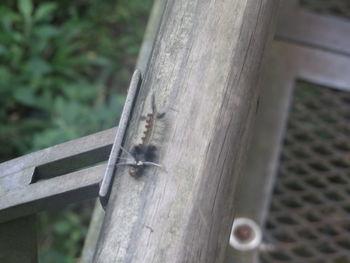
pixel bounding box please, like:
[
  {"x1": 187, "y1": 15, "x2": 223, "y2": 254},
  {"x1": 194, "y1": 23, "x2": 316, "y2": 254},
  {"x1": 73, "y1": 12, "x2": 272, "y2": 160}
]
[{"x1": 229, "y1": 217, "x2": 262, "y2": 251}]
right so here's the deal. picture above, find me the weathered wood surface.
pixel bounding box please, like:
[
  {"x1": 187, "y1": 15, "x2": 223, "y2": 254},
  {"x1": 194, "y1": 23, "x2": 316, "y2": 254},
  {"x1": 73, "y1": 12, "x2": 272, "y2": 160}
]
[
  {"x1": 276, "y1": 4, "x2": 350, "y2": 56},
  {"x1": 225, "y1": 2, "x2": 350, "y2": 260},
  {"x1": 0, "y1": 128, "x2": 116, "y2": 262},
  {"x1": 0, "y1": 128, "x2": 116, "y2": 223},
  {"x1": 0, "y1": 127, "x2": 115, "y2": 193},
  {"x1": 225, "y1": 39, "x2": 350, "y2": 263},
  {"x1": 0, "y1": 164, "x2": 106, "y2": 223},
  {"x1": 81, "y1": 201, "x2": 106, "y2": 263},
  {"x1": 277, "y1": 41, "x2": 350, "y2": 91},
  {"x1": 224, "y1": 43, "x2": 294, "y2": 263},
  {"x1": 136, "y1": 0, "x2": 167, "y2": 73},
  {"x1": 94, "y1": 0, "x2": 278, "y2": 262},
  {"x1": 80, "y1": 0, "x2": 166, "y2": 261}
]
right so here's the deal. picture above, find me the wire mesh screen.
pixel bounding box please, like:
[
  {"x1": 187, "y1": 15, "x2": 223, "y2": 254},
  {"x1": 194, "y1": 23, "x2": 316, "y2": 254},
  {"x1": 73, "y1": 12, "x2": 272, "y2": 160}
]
[{"x1": 260, "y1": 81, "x2": 350, "y2": 263}]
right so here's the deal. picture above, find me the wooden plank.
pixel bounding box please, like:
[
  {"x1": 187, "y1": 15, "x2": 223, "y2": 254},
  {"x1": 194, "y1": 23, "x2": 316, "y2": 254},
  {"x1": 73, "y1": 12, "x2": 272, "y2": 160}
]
[
  {"x1": 225, "y1": 39, "x2": 350, "y2": 263},
  {"x1": 0, "y1": 215, "x2": 37, "y2": 263},
  {"x1": 0, "y1": 128, "x2": 115, "y2": 193},
  {"x1": 136, "y1": 0, "x2": 167, "y2": 72},
  {"x1": 80, "y1": 201, "x2": 105, "y2": 263},
  {"x1": 80, "y1": 0, "x2": 167, "y2": 261},
  {"x1": 276, "y1": 41, "x2": 350, "y2": 91},
  {"x1": 277, "y1": 6, "x2": 350, "y2": 55},
  {"x1": 94, "y1": 0, "x2": 278, "y2": 262},
  {"x1": 0, "y1": 164, "x2": 106, "y2": 223},
  {"x1": 225, "y1": 42, "x2": 296, "y2": 263}
]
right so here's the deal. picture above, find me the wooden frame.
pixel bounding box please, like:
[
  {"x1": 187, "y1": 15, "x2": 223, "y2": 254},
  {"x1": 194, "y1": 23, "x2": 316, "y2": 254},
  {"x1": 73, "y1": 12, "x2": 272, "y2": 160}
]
[
  {"x1": 0, "y1": 128, "x2": 116, "y2": 262},
  {"x1": 226, "y1": 2, "x2": 350, "y2": 262}
]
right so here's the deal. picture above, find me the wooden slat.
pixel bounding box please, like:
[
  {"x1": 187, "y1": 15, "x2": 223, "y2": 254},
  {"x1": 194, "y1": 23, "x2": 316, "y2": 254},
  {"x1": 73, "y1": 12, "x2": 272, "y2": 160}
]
[
  {"x1": 80, "y1": 0, "x2": 167, "y2": 260},
  {"x1": 277, "y1": 8, "x2": 350, "y2": 55},
  {"x1": 276, "y1": 41, "x2": 350, "y2": 91},
  {"x1": 0, "y1": 164, "x2": 106, "y2": 223},
  {"x1": 225, "y1": 43, "x2": 296, "y2": 263},
  {"x1": 80, "y1": 201, "x2": 105, "y2": 263},
  {"x1": 0, "y1": 128, "x2": 115, "y2": 193}
]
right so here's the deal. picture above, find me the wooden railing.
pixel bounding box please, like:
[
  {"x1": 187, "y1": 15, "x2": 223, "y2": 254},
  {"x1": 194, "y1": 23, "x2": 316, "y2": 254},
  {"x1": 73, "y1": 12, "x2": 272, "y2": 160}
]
[{"x1": 0, "y1": 0, "x2": 278, "y2": 262}]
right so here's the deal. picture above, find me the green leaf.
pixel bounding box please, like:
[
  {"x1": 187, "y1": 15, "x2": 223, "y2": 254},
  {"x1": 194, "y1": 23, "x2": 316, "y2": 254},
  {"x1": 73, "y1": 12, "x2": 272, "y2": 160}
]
[
  {"x1": 0, "y1": 67, "x2": 11, "y2": 89},
  {"x1": 34, "y1": 3, "x2": 57, "y2": 22},
  {"x1": 18, "y1": 0, "x2": 33, "y2": 18},
  {"x1": 33, "y1": 25, "x2": 59, "y2": 39},
  {"x1": 54, "y1": 220, "x2": 71, "y2": 235},
  {"x1": 13, "y1": 87, "x2": 37, "y2": 106},
  {"x1": 24, "y1": 57, "x2": 52, "y2": 77},
  {"x1": 0, "y1": 7, "x2": 21, "y2": 31}
]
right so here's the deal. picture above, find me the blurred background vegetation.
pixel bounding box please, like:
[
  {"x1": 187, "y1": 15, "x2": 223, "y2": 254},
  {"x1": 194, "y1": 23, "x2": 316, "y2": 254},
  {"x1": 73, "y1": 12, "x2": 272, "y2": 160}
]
[
  {"x1": 0, "y1": 0, "x2": 152, "y2": 261},
  {"x1": 0, "y1": 0, "x2": 152, "y2": 161},
  {"x1": 1, "y1": 0, "x2": 349, "y2": 262}
]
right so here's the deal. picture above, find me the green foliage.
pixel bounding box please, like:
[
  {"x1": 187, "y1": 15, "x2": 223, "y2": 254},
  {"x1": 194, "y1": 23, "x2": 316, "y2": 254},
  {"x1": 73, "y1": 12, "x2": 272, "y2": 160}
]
[
  {"x1": 0, "y1": 0, "x2": 152, "y2": 160},
  {"x1": 38, "y1": 202, "x2": 94, "y2": 263},
  {"x1": 0, "y1": 0, "x2": 153, "y2": 261}
]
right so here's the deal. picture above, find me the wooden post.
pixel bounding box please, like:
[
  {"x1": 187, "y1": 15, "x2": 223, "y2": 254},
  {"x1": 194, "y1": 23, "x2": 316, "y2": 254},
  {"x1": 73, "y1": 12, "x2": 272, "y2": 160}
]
[
  {"x1": 94, "y1": 0, "x2": 278, "y2": 262},
  {"x1": 80, "y1": 1, "x2": 167, "y2": 261}
]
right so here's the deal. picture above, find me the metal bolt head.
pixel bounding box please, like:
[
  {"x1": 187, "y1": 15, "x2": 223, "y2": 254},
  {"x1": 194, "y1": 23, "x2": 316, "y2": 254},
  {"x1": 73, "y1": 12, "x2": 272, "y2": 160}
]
[
  {"x1": 234, "y1": 224, "x2": 253, "y2": 242},
  {"x1": 230, "y1": 217, "x2": 262, "y2": 251}
]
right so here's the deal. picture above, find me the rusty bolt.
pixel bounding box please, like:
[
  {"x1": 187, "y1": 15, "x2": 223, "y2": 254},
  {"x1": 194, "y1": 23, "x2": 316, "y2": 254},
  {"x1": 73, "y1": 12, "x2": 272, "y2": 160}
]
[
  {"x1": 234, "y1": 224, "x2": 254, "y2": 242},
  {"x1": 230, "y1": 218, "x2": 262, "y2": 251}
]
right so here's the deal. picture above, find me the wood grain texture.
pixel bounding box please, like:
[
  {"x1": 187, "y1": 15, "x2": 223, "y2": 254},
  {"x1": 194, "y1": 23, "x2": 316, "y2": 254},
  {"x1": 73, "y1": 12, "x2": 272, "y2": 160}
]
[
  {"x1": 0, "y1": 164, "x2": 105, "y2": 223},
  {"x1": 224, "y1": 44, "x2": 295, "y2": 263},
  {"x1": 81, "y1": 201, "x2": 106, "y2": 263},
  {"x1": 80, "y1": 0, "x2": 166, "y2": 261},
  {"x1": 94, "y1": 0, "x2": 278, "y2": 262}
]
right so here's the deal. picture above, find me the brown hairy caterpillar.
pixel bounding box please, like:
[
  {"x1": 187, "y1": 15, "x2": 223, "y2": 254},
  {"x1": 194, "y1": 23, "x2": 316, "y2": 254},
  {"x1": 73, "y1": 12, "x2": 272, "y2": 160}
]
[{"x1": 117, "y1": 94, "x2": 165, "y2": 177}]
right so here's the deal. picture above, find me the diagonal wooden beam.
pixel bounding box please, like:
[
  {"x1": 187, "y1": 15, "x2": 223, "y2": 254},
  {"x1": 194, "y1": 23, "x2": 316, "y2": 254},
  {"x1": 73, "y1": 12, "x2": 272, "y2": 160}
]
[
  {"x1": 0, "y1": 128, "x2": 115, "y2": 189},
  {"x1": 0, "y1": 164, "x2": 106, "y2": 223},
  {"x1": 0, "y1": 127, "x2": 116, "y2": 222}
]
